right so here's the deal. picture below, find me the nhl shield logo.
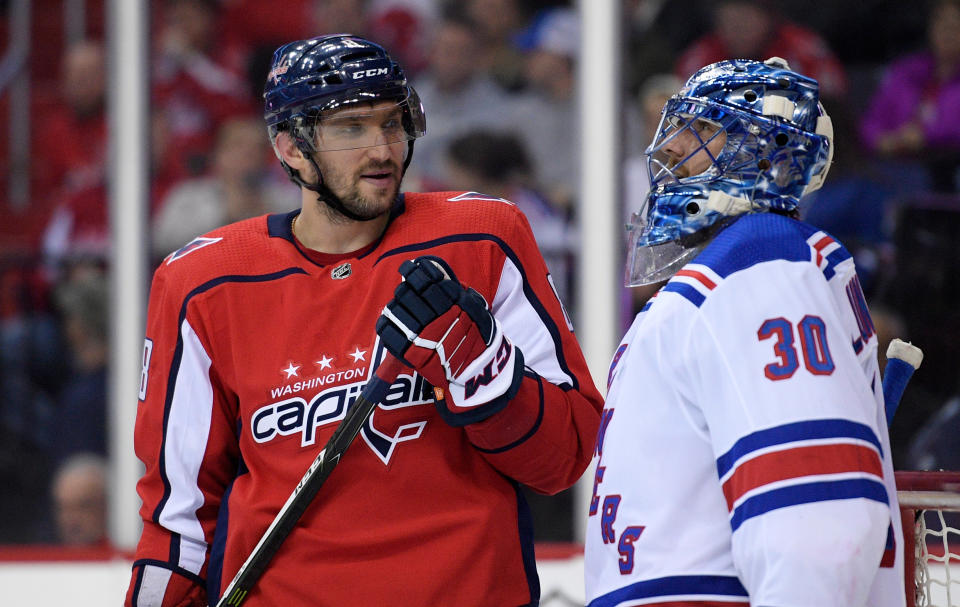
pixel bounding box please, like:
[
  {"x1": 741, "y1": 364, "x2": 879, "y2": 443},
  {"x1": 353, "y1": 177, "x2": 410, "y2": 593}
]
[{"x1": 331, "y1": 263, "x2": 352, "y2": 280}]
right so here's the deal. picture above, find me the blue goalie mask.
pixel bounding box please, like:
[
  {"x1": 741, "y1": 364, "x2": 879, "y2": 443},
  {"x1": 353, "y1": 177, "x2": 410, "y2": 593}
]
[{"x1": 626, "y1": 57, "x2": 834, "y2": 286}]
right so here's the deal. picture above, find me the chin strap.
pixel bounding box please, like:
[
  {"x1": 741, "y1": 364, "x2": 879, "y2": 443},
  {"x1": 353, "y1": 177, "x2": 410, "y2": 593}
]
[
  {"x1": 298, "y1": 155, "x2": 376, "y2": 222},
  {"x1": 287, "y1": 140, "x2": 417, "y2": 223},
  {"x1": 705, "y1": 190, "x2": 754, "y2": 216}
]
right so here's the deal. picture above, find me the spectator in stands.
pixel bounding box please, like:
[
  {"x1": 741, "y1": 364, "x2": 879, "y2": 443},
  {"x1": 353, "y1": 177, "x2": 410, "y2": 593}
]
[
  {"x1": 220, "y1": 0, "x2": 314, "y2": 54},
  {"x1": 621, "y1": 74, "x2": 683, "y2": 324},
  {"x1": 312, "y1": 0, "x2": 370, "y2": 37},
  {"x1": 41, "y1": 185, "x2": 112, "y2": 273},
  {"x1": 675, "y1": 0, "x2": 848, "y2": 99},
  {"x1": 445, "y1": 129, "x2": 577, "y2": 311},
  {"x1": 623, "y1": 73, "x2": 683, "y2": 221},
  {"x1": 39, "y1": 110, "x2": 183, "y2": 275},
  {"x1": 365, "y1": 0, "x2": 435, "y2": 78},
  {"x1": 50, "y1": 454, "x2": 108, "y2": 546},
  {"x1": 858, "y1": 0, "x2": 960, "y2": 192},
  {"x1": 507, "y1": 7, "x2": 582, "y2": 212},
  {"x1": 152, "y1": 116, "x2": 299, "y2": 260},
  {"x1": 49, "y1": 266, "x2": 108, "y2": 464},
  {"x1": 509, "y1": 8, "x2": 644, "y2": 213},
  {"x1": 465, "y1": 0, "x2": 530, "y2": 91},
  {"x1": 0, "y1": 266, "x2": 64, "y2": 543},
  {"x1": 33, "y1": 39, "x2": 108, "y2": 204},
  {"x1": 409, "y1": 10, "x2": 517, "y2": 188},
  {"x1": 442, "y1": 128, "x2": 578, "y2": 540},
  {"x1": 623, "y1": 0, "x2": 710, "y2": 95},
  {"x1": 153, "y1": 0, "x2": 252, "y2": 176}
]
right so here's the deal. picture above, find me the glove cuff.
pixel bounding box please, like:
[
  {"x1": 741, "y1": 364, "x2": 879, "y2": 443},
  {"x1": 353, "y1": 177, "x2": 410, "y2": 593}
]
[{"x1": 435, "y1": 343, "x2": 524, "y2": 427}]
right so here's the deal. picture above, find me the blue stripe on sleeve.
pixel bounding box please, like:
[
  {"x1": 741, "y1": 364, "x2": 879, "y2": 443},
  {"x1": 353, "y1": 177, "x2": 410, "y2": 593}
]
[
  {"x1": 716, "y1": 419, "x2": 883, "y2": 479},
  {"x1": 729, "y1": 478, "x2": 889, "y2": 531},
  {"x1": 821, "y1": 246, "x2": 852, "y2": 281},
  {"x1": 587, "y1": 574, "x2": 749, "y2": 607},
  {"x1": 662, "y1": 281, "x2": 706, "y2": 307}
]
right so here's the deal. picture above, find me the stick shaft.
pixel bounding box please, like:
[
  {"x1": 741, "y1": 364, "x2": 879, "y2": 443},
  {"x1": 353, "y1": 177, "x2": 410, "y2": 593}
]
[
  {"x1": 882, "y1": 339, "x2": 923, "y2": 425},
  {"x1": 883, "y1": 358, "x2": 916, "y2": 425},
  {"x1": 216, "y1": 354, "x2": 405, "y2": 606}
]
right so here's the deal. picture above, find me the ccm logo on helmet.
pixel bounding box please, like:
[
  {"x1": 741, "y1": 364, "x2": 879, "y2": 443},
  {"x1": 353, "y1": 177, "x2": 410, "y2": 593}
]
[{"x1": 353, "y1": 68, "x2": 389, "y2": 79}]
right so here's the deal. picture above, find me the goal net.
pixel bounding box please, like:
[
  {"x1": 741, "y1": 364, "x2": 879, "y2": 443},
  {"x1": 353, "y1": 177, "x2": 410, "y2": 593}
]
[{"x1": 898, "y1": 471, "x2": 960, "y2": 607}]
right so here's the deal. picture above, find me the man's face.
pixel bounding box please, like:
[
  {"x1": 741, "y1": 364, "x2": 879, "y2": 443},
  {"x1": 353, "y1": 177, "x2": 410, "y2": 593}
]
[
  {"x1": 54, "y1": 470, "x2": 106, "y2": 546},
  {"x1": 429, "y1": 23, "x2": 478, "y2": 91},
  {"x1": 930, "y1": 1, "x2": 960, "y2": 65},
  {"x1": 311, "y1": 101, "x2": 408, "y2": 219},
  {"x1": 660, "y1": 117, "x2": 727, "y2": 178}
]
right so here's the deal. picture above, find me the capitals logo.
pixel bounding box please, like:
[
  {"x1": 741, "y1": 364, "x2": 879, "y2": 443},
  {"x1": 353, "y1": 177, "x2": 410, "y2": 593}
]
[
  {"x1": 251, "y1": 340, "x2": 435, "y2": 465},
  {"x1": 267, "y1": 62, "x2": 289, "y2": 84}
]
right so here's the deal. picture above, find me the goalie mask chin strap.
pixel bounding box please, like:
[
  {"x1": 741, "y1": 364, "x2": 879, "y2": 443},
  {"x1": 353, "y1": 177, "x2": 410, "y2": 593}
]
[{"x1": 290, "y1": 140, "x2": 417, "y2": 223}]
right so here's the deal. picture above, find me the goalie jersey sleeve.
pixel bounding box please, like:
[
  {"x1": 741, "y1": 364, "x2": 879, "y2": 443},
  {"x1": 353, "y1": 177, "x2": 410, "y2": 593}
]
[{"x1": 584, "y1": 213, "x2": 904, "y2": 607}]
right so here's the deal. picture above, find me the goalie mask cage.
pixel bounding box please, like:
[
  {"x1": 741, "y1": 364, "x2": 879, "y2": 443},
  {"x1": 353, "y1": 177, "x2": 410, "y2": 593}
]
[{"x1": 897, "y1": 471, "x2": 960, "y2": 607}]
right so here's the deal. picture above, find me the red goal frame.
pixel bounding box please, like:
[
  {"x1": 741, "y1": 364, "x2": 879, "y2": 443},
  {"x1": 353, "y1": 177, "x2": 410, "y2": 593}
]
[{"x1": 897, "y1": 470, "x2": 960, "y2": 607}]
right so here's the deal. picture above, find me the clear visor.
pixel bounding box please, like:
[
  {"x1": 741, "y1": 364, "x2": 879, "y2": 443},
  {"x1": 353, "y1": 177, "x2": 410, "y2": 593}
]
[
  {"x1": 307, "y1": 95, "x2": 425, "y2": 152},
  {"x1": 625, "y1": 210, "x2": 706, "y2": 287}
]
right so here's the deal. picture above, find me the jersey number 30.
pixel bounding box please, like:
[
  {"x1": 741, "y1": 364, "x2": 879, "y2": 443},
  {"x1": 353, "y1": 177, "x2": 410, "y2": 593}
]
[{"x1": 757, "y1": 315, "x2": 834, "y2": 380}]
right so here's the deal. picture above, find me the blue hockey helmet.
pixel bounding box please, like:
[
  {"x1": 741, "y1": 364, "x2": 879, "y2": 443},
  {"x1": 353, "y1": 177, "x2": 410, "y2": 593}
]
[
  {"x1": 626, "y1": 57, "x2": 834, "y2": 286},
  {"x1": 263, "y1": 34, "x2": 426, "y2": 181}
]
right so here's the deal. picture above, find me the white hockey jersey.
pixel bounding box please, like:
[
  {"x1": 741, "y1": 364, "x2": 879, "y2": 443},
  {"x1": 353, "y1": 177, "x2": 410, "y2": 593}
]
[{"x1": 584, "y1": 213, "x2": 904, "y2": 607}]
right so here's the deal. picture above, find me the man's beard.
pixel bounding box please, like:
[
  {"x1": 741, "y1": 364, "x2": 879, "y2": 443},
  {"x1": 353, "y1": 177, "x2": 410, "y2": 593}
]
[{"x1": 316, "y1": 158, "x2": 401, "y2": 223}]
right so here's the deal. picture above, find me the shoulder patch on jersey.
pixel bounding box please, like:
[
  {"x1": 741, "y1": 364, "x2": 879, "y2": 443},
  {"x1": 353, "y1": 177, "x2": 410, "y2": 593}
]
[
  {"x1": 806, "y1": 230, "x2": 851, "y2": 280},
  {"x1": 690, "y1": 214, "x2": 852, "y2": 282},
  {"x1": 447, "y1": 191, "x2": 515, "y2": 205},
  {"x1": 166, "y1": 237, "x2": 223, "y2": 265},
  {"x1": 661, "y1": 264, "x2": 723, "y2": 308}
]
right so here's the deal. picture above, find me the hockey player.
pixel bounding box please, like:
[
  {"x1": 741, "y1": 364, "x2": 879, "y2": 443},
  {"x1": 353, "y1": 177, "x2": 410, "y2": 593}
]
[
  {"x1": 125, "y1": 35, "x2": 602, "y2": 607},
  {"x1": 584, "y1": 58, "x2": 905, "y2": 606}
]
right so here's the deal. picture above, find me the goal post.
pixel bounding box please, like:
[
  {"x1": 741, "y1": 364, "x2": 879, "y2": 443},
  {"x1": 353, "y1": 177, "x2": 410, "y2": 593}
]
[{"x1": 897, "y1": 471, "x2": 960, "y2": 607}]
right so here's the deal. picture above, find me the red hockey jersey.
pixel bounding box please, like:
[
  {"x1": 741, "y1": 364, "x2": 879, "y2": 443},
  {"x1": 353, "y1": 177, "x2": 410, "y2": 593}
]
[{"x1": 125, "y1": 191, "x2": 603, "y2": 607}]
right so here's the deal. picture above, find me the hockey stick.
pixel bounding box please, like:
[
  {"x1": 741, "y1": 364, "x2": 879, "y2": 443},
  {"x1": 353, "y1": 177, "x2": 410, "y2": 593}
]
[
  {"x1": 882, "y1": 338, "x2": 923, "y2": 425},
  {"x1": 215, "y1": 353, "x2": 406, "y2": 607}
]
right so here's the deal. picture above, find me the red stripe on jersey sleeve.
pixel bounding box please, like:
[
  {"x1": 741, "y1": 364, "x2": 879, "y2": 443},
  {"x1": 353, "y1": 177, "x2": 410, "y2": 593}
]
[
  {"x1": 721, "y1": 443, "x2": 883, "y2": 510},
  {"x1": 674, "y1": 268, "x2": 717, "y2": 290},
  {"x1": 813, "y1": 235, "x2": 836, "y2": 252}
]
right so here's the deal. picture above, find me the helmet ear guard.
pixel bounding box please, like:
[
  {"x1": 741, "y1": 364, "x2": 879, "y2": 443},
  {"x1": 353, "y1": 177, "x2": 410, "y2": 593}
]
[{"x1": 803, "y1": 112, "x2": 834, "y2": 196}]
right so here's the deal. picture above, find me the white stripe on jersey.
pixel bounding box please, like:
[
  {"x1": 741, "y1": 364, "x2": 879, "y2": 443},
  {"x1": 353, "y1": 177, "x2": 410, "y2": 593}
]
[
  {"x1": 158, "y1": 319, "x2": 214, "y2": 564},
  {"x1": 493, "y1": 256, "x2": 573, "y2": 386},
  {"x1": 136, "y1": 564, "x2": 173, "y2": 606},
  {"x1": 178, "y1": 534, "x2": 208, "y2": 576}
]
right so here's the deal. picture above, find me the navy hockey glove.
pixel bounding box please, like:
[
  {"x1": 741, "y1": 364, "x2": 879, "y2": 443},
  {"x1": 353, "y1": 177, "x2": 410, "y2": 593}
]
[{"x1": 376, "y1": 256, "x2": 523, "y2": 425}]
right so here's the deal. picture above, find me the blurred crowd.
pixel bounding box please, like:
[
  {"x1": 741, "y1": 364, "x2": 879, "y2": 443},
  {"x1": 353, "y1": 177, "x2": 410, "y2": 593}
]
[{"x1": 1, "y1": 0, "x2": 959, "y2": 546}]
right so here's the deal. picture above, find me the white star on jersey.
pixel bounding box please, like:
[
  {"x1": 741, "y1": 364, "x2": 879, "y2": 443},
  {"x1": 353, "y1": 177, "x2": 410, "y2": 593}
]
[
  {"x1": 316, "y1": 354, "x2": 333, "y2": 370},
  {"x1": 282, "y1": 362, "x2": 300, "y2": 378},
  {"x1": 349, "y1": 347, "x2": 367, "y2": 362}
]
